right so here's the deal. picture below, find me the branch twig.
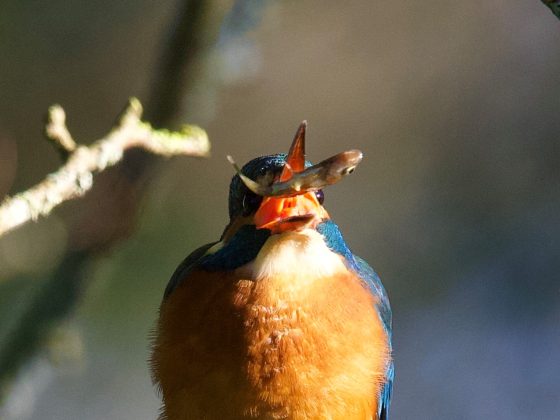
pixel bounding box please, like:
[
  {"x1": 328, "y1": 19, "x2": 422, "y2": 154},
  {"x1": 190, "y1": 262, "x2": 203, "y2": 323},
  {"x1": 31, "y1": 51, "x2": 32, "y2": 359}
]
[
  {"x1": 0, "y1": 0, "x2": 227, "y2": 404},
  {"x1": 0, "y1": 97, "x2": 209, "y2": 236},
  {"x1": 45, "y1": 105, "x2": 77, "y2": 158}
]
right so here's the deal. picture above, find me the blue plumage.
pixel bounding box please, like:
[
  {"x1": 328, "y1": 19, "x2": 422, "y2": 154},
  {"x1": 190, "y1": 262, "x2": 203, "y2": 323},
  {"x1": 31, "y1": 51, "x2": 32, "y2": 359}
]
[{"x1": 202, "y1": 225, "x2": 270, "y2": 271}]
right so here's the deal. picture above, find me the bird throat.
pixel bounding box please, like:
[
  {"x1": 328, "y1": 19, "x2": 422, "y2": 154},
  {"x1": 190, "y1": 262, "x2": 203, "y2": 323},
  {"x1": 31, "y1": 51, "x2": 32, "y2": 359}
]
[{"x1": 249, "y1": 229, "x2": 346, "y2": 285}]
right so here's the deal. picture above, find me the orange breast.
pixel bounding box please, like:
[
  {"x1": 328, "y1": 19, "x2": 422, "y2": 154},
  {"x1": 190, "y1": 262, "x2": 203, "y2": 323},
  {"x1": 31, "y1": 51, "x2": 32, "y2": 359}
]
[{"x1": 151, "y1": 265, "x2": 390, "y2": 420}]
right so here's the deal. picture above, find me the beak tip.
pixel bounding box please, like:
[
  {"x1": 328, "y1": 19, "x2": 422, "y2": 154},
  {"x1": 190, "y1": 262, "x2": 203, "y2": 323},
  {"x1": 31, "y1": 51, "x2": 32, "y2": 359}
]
[
  {"x1": 295, "y1": 120, "x2": 307, "y2": 138},
  {"x1": 280, "y1": 121, "x2": 307, "y2": 178}
]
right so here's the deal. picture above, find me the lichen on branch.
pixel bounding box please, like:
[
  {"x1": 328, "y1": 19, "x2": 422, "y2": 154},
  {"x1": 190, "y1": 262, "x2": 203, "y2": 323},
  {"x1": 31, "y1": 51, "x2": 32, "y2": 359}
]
[{"x1": 0, "y1": 98, "x2": 210, "y2": 236}]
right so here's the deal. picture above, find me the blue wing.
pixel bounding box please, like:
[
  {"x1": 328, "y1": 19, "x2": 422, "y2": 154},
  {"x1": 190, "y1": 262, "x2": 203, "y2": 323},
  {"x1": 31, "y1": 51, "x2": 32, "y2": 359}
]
[
  {"x1": 353, "y1": 255, "x2": 393, "y2": 420},
  {"x1": 378, "y1": 362, "x2": 394, "y2": 420},
  {"x1": 353, "y1": 256, "x2": 392, "y2": 337},
  {"x1": 163, "y1": 241, "x2": 218, "y2": 299},
  {"x1": 163, "y1": 225, "x2": 271, "y2": 299},
  {"x1": 317, "y1": 221, "x2": 393, "y2": 420}
]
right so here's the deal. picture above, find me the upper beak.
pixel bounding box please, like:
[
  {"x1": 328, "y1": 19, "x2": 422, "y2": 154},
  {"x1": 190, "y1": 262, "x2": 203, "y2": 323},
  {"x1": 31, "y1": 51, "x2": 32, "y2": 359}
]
[
  {"x1": 279, "y1": 121, "x2": 307, "y2": 181},
  {"x1": 254, "y1": 121, "x2": 329, "y2": 233}
]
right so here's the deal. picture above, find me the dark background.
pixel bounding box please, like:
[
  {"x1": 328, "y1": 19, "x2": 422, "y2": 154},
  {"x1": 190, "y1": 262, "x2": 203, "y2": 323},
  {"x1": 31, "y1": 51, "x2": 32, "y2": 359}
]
[{"x1": 0, "y1": 1, "x2": 559, "y2": 419}]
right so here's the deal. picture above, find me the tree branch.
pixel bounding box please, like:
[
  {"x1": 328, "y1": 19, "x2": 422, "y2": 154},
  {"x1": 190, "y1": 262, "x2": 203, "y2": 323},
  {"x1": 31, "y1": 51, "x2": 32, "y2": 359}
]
[
  {"x1": 0, "y1": 98, "x2": 209, "y2": 237},
  {"x1": 542, "y1": 0, "x2": 560, "y2": 19},
  {"x1": 0, "y1": 0, "x2": 229, "y2": 404}
]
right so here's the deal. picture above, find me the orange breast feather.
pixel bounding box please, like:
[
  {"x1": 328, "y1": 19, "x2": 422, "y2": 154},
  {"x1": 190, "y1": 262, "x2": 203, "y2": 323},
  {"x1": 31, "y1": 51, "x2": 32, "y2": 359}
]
[{"x1": 152, "y1": 260, "x2": 389, "y2": 419}]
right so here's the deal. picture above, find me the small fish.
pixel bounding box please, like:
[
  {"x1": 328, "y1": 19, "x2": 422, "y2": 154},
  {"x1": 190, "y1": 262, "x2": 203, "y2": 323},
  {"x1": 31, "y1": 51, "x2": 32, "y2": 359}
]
[{"x1": 227, "y1": 149, "x2": 363, "y2": 197}]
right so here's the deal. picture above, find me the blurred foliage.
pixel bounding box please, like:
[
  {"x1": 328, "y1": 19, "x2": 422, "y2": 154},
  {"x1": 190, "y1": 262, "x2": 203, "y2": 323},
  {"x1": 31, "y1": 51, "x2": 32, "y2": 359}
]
[
  {"x1": 0, "y1": 1, "x2": 560, "y2": 419},
  {"x1": 542, "y1": 0, "x2": 560, "y2": 19}
]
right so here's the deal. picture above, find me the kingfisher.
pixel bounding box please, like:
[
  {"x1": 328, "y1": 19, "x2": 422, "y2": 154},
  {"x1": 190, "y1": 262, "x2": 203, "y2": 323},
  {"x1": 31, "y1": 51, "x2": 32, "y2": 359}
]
[{"x1": 151, "y1": 122, "x2": 393, "y2": 420}]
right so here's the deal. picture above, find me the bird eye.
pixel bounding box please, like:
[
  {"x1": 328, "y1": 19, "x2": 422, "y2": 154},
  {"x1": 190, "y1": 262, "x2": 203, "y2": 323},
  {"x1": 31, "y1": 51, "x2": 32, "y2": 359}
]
[
  {"x1": 315, "y1": 189, "x2": 325, "y2": 205},
  {"x1": 242, "y1": 191, "x2": 262, "y2": 216}
]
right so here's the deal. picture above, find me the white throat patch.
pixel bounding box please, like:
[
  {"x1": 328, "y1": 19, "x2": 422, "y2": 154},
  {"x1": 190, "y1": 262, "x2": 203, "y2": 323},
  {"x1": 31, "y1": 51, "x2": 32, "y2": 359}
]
[{"x1": 251, "y1": 229, "x2": 348, "y2": 283}]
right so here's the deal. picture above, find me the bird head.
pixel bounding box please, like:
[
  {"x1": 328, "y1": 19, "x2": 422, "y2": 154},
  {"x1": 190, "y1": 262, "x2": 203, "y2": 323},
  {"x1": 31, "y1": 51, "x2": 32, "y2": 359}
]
[{"x1": 226, "y1": 121, "x2": 362, "y2": 237}]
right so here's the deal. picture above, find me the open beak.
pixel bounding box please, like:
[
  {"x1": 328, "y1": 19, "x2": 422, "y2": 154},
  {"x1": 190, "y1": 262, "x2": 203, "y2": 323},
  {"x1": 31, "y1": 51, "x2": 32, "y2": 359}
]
[
  {"x1": 254, "y1": 192, "x2": 329, "y2": 233},
  {"x1": 254, "y1": 121, "x2": 329, "y2": 233}
]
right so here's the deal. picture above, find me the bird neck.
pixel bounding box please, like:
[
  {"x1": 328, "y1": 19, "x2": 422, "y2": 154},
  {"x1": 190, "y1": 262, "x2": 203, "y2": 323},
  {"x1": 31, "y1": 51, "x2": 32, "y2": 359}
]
[
  {"x1": 200, "y1": 219, "x2": 356, "y2": 276},
  {"x1": 249, "y1": 229, "x2": 348, "y2": 285}
]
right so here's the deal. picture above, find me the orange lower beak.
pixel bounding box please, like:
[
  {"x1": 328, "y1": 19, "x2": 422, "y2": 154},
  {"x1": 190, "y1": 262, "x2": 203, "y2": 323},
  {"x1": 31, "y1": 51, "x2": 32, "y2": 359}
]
[{"x1": 254, "y1": 192, "x2": 329, "y2": 234}]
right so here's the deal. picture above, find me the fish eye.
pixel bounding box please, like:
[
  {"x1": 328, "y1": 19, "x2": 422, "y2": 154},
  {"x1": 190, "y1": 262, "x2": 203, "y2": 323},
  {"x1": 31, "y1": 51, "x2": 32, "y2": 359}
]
[
  {"x1": 242, "y1": 191, "x2": 262, "y2": 216},
  {"x1": 342, "y1": 166, "x2": 356, "y2": 175},
  {"x1": 315, "y1": 189, "x2": 325, "y2": 205}
]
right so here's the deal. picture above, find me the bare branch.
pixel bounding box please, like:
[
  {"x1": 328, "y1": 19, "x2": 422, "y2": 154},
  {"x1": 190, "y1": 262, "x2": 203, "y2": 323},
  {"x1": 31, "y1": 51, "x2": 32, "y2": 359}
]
[
  {"x1": 0, "y1": 97, "x2": 210, "y2": 236},
  {"x1": 45, "y1": 105, "x2": 77, "y2": 158},
  {"x1": 0, "y1": 0, "x2": 227, "y2": 405}
]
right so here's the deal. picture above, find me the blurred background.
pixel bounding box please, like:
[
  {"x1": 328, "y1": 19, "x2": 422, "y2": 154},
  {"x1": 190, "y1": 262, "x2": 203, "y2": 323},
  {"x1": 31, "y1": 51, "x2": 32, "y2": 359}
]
[{"x1": 1, "y1": 1, "x2": 559, "y2": 419}]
